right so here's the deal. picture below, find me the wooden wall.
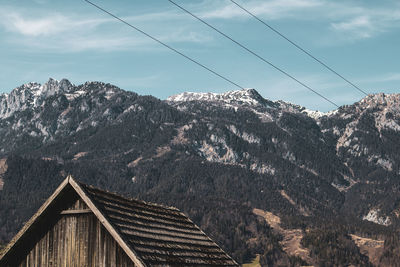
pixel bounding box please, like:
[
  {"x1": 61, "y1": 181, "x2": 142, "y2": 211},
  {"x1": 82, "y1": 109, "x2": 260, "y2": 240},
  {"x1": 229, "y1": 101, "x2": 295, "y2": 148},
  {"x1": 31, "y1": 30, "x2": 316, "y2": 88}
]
[{"x1": 12, "y1": 198, "x2": 134, "y2": 267}]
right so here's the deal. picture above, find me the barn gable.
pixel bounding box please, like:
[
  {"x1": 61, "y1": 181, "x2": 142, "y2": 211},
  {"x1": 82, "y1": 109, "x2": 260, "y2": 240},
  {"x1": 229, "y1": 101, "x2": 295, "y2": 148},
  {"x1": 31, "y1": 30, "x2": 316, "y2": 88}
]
[{"x1": 0, "y1": 176, "x2": 238, "y2": 266}]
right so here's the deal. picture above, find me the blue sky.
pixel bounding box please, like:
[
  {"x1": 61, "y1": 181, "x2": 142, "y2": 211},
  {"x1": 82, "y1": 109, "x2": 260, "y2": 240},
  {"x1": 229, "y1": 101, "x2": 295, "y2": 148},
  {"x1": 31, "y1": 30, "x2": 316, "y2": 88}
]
[{"x1": 1, "y1": 0, "x2": 399, "y2": 111}]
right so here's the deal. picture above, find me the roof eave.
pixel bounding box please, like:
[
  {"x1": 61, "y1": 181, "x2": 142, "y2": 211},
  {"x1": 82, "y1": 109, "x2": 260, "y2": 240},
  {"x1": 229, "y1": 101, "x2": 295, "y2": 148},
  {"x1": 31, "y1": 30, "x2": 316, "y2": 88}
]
[{"x1": 0, "y1": 176, "x2": 70, "y2": 261}]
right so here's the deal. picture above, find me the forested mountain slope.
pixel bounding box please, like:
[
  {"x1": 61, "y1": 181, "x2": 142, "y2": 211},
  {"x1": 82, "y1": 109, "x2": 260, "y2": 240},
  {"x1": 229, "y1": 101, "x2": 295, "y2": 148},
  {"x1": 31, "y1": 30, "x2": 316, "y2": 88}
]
[{"x1": 1, "y1": 79, "x2": 399, "y2": 266}]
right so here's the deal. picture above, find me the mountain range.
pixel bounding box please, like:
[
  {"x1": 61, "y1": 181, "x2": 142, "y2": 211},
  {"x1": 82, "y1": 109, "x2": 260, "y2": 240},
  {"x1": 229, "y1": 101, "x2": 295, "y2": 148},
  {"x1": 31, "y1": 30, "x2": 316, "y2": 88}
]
[{"x1": 1, "y1": 78, "x2": 400, "y2": 266}]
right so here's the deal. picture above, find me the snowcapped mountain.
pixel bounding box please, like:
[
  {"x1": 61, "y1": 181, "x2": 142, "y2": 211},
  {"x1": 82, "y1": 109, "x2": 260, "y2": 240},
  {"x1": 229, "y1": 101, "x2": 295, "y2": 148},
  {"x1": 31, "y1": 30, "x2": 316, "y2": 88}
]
[
  {"x1": 167, "y1": 88, "x2": 276, "y2": 108},
  {"x1": 1, "y1": 79, "x2": 400, "y2": 265},
  {"x1": 0, "y1": 78, "x2": 141, "y2": 154},
  {"x1": 2, "y1": 79, "x2": 399, "y2": 185},
  {"x1": 2, "y1": 79, "x2": 399, "y2": 183},
  {"x1": 167, "y1": 88, "x2": 335, "y2": 120},
  {"x1": 168, "y1": 87, "x2": 400, "y2": 227}
]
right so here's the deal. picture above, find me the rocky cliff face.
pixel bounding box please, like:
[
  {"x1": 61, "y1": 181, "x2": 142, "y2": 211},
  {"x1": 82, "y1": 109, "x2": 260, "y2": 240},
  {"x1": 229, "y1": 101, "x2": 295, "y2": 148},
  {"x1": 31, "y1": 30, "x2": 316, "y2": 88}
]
[{"x1": 0, "y1": 78, "x2": 142, "y2": 154}]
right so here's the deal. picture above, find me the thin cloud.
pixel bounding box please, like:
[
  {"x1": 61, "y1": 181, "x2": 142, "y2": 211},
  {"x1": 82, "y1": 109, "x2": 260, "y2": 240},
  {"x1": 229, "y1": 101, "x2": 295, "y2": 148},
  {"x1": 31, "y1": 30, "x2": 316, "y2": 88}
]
[
  {"x1": 384, "y1": 73, "x2": 400, "y2": 82},
  {"x1": 5, "y1": 13, "x2": 67, "y2": 36},
  {"x1": 329, "y1": 5, "x2": 400, "y2": 41},
  {"x1": 196, "y1": 0, "x2": 400, "y2": 43},
  {"x1": 359, "y1": 73, "x2": 400, "y2": 84},
  {"x1": 0, "y1": 11, "x2": 109, "y2": 37},
  {"x1": 0, "y1": 7, "x2": 212, "y2": 52},
  {"x1": 200, "y1": 0, "x2": 322, "y2": 20},
  {"x1": 331, "y1": 16, "x2": 375, "y2": 39},
  {"x1": 7, "y1": 32, "x2": 206, "y2": 53},
  {"x1": 332, "y1": 16, "x2": 372, "y2": 32}
]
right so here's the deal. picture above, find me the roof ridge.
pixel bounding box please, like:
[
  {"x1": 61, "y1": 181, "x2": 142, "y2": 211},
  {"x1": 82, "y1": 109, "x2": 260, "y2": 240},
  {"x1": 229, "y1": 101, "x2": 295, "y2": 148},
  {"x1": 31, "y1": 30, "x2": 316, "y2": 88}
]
[{"x1": 77, "y1": 181, "x2": 180, "y2": 211}]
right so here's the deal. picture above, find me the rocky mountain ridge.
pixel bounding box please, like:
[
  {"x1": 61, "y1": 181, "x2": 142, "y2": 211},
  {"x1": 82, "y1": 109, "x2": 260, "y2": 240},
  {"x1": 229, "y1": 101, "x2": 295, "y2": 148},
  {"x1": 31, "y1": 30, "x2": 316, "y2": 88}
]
[
  {"x1": 1, "y1": 79, "x2": 400, "y2": 266},
  {"x1": 0, "y1": 78, "x2": 74, "y2": 119}
]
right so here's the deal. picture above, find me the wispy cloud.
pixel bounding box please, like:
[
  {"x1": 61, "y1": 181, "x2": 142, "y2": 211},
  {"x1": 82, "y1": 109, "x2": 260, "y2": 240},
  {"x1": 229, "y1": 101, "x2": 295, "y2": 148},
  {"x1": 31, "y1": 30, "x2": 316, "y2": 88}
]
[
  {"x1": 358, "y1": 73, "x2": 400, "y2": 84},
  {"x1": 0, "y1": 10, "x2": 108, "y2": 37},
  {"x1": 383, "y1": 73, "x2": 400, "y2": 82},
  {"x1": 3, "y1": 0, "x2": 399, "y2": 52},
  {"x1": 331, "y1": 16, "x2": 375, "y2": 39},
  {"x1": 0, "y1": 6, "x2": 212, "y2": 52},
  {"x1": 4, "y1": 13, "x2": 67, "y2": 36},
  {"x1": 194, "y1": 0, "x2": 400, "y2": 43},
  {"x1": 199, "y1": 0, "x2": 322, "y2": 20},
  {"x1": 329, "y1": 5, "x2": 400, "y2": 42}
]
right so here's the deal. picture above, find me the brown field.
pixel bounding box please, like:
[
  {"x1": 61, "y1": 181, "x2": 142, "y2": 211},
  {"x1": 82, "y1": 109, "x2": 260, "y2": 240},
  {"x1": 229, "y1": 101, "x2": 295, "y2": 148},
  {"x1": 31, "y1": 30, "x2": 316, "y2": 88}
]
[{"x1": 253, "y1": 208, "x2": 313, "y2": 265}]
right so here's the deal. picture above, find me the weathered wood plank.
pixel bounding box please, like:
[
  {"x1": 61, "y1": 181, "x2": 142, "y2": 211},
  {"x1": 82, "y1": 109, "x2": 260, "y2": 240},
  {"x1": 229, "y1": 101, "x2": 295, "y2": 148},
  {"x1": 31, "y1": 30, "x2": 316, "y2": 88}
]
[
  {"x1": 12, "y1": 213, "x2": 134, "y2": 267},
  {"x1": 0, "y1": 177, "x2": 70, "y2": 261},
  {"x1": 69, "y1": 177, "x2": 145, "y2": 267},
  {"x1": 60, "y1": 209, "x2": 92, "y2": 215}
]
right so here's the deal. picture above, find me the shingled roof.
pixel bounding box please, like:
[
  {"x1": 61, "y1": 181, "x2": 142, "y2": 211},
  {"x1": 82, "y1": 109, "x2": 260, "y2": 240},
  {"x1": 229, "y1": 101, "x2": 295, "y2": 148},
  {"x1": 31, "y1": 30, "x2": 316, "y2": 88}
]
[{"x1": 0, "y1": 176, "x2": 238, "y2": 266}]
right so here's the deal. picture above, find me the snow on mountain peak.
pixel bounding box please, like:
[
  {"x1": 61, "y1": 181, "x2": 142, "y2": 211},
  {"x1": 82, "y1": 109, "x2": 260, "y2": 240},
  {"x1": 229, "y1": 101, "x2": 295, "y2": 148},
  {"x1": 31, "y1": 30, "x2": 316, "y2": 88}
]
[
  {"x1": 302, "y1": 108, "x2": 338, "y2": 119},
  {"x1": 37, "y1": 78, "x2": 74, "y2": 97},
  {"x1": 167, "y1": 88, "x2": 272, "y2": 107},
  {"x1": 167, "y1": 88, "x2": 341, "y2": 121}
]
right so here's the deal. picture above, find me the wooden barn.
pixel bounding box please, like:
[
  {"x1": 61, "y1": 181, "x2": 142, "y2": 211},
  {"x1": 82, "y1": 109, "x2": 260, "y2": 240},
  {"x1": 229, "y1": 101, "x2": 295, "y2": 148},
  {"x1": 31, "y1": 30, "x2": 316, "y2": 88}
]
[{"x1": 0, "y1": 176, "x2": 238, "y2": 266}]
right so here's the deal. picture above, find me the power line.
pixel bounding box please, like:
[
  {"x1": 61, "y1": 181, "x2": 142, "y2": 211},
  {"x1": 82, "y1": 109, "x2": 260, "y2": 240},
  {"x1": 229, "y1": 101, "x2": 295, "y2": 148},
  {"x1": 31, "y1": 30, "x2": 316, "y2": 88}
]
[
  {"x1": 167, "y1": 0, "x2": 339, "y2": 108},
  {"x1": 229, "y1": 0, "x2": 369, "y2": 97},
  {"x1": 84, "y1": 0, "x2": 338, "y2": 109},
  {"x1": 168, "y1": 1, "x2": 400, "y2": 148},
  {"x1": 225, "y1": 1, "x2": 400, "y2": 147},
  {"x1": 83, "y1": 0, "x2": 245, "y2": 90}
]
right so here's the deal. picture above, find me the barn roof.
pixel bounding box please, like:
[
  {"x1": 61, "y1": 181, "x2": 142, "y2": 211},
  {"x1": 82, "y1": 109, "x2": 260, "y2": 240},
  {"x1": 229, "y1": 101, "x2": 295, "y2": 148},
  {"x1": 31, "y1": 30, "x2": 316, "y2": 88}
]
[{"x1": 0, "y1": 176, "x2": 238, "y2": 266}]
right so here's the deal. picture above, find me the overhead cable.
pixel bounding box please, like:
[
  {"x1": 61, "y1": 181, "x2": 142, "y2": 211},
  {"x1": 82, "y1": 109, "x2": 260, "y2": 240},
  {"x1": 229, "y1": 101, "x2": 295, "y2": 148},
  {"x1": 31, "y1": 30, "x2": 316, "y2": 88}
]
[
  {"x1": 83, "y1": 0, "x2": 245, "y2": 90},
  {"x1": 168, "y1": 0, "x2": 339, "y2": 108},
  {"x1": 229, "y1": 0, "x2": 368, "y2": 96}
]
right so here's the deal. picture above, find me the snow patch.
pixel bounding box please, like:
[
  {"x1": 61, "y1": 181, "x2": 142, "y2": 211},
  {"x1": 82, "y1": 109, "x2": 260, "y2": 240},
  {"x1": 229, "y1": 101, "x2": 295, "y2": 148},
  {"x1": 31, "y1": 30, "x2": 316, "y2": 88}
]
[
  {"x1": 363, "y1": 209, "x2": 391, "y2": 226},
  {"x1": 228, "y1": 125, "x2": 260, "y2": 144},
  {"x1": 302, "y1": 109, "x2": 327, "y2": 119},
  {"x1": 283, "y1": 151, "x2": 296, "y2": 162},
  {"x1": 250, "y1": 163, "x2": 275, "y2": 175},
  {"x1": 251, "y1": 109, "x2": 273, "y2": 123},
  {"x1": 65, "y1": 90, "x2": 85, "y2": 101},
  {"x1": 336, "y1": 121, "x2": 357, "y2": 152},
  {"x1": 198, "y1": 137, "x2": 239, "y2": 165},
  {"x1": 367, "y1": 155, "x2": 393, "y2": 171},
  {"x1": 167, "y1": 88, "x2": 266, "y2": 107},
  {"x1": 123, "y1": 104, "x2": 143, "y2": 114},
  {"x1": 376, "y1": 158, "x2": 393, "y2": 171},
  {"x1": 104, "y1": 88, "x2": 117, "y2": 100}
]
